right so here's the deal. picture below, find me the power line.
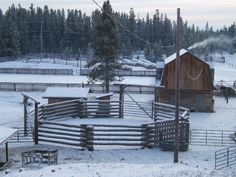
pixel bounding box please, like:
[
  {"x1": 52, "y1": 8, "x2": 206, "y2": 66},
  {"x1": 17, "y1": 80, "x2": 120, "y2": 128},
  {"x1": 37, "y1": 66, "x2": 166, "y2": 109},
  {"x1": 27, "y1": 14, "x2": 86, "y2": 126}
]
[{"x1": 91, "y1": 0, "x2": 175, "y2": 49}]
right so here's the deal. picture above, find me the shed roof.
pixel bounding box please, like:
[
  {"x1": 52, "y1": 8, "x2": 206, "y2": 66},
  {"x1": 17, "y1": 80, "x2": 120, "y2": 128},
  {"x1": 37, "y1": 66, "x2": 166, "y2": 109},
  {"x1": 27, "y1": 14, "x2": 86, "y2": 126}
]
[
  {"x1": 164, "y1": 49, "x2": 188, "y2": 64},
  {"x1": 42, "y1": 87, "x2": 90, "y2": 99},
  {"x1": 0, "y1": 126, "x2": 18, "y2": 144},
  {"x1": 96, "y1": 92, "x2": 113, "y2": 99}
]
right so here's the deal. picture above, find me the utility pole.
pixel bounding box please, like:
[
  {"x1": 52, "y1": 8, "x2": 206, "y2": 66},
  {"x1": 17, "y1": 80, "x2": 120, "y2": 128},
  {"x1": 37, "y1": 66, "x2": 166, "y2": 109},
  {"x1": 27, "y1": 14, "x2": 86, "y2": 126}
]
[
  {"x1": 174, "y1": 8, "x2": 181, "y2": 163},
  {"x1": 40, "y1": 20, "x2": 43, "y2": 62}
]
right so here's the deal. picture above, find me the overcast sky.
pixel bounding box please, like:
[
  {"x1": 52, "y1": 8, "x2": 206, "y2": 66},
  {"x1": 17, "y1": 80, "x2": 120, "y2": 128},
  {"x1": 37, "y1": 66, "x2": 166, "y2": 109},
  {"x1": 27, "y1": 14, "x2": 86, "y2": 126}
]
[{"x1": 1, "y1": 0, "x2": 235, "y2": 29}]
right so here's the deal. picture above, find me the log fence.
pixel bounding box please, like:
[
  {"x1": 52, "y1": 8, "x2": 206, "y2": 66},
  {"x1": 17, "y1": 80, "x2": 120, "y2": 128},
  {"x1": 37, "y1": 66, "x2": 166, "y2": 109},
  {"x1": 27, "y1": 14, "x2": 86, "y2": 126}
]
[
  {"x1": 21, "y1": 97, "x2": 190, "y2": 150},
  {"x1": 37, "y1": 99, "x2": 122, "y2": 121},
  {"x1": 37, "y1": 120, "x2": 189, "y2": 150},
  {"x1": 0, "y1": 68, "x2": 73, "y2": 75},
  {"x1": 0, "y1": 82, "x2": 155, "y2": 93}
]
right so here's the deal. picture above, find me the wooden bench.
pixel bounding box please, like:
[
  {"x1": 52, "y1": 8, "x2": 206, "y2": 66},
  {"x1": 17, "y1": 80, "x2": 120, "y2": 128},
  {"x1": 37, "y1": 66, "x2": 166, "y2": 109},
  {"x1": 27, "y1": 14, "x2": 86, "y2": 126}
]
[{"x1": 22, "y1": 149, "x2": 58, "y2": 165}]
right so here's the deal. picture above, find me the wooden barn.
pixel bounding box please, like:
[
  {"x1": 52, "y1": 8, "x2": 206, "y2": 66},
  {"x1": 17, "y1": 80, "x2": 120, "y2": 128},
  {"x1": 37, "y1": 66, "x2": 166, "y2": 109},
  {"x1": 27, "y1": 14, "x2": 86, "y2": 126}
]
[{"x1": 159, "y1": 49, "x2": 214, "y2": 112}]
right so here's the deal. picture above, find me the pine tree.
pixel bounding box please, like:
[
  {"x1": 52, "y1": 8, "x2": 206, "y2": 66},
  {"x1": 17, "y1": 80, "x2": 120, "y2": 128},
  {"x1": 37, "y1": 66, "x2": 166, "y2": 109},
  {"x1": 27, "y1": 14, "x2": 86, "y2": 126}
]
[
  {"x1": 0, "y1": 10, "x2": 4, "y2": 56},
  {"x1": 0, "y1": 16, "x2": 20, "y2": 56},
  {"x1": 128, "y1": 8, "x2": 136, "y2": 49},
  {"x1": 153, "y1": 41, "x2": 163, "y2": 61},
  {"x1": 144, "y1": 41, "x2": 152, "y2": 60},
  {"x1": 87, "y1": 0, "x2": 120, "y2": 93}
]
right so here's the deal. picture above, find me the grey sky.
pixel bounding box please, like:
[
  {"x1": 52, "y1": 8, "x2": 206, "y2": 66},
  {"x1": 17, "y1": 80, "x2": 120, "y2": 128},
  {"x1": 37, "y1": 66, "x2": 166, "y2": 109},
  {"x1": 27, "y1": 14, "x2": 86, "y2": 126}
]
[{"x1": 1, "y1": 0, "x2": 235, "y2": 29}]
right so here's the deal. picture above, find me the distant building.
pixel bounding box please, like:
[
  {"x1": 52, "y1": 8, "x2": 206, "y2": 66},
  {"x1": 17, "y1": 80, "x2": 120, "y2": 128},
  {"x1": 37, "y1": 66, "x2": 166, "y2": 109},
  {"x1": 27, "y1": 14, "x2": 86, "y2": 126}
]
[{"x1": 158, "y1": 49, "x2": 214, "y2": 112}]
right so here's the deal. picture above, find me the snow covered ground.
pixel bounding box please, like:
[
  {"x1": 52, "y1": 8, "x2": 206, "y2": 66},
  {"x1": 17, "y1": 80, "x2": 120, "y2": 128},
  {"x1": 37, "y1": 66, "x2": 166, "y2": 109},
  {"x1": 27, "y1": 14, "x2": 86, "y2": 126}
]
[
  {"x1": 0, "y1": 57, "x2": 236, "y2": 176},
  {"x1": 0, "y1": 92, "x2": 235, "y2": 176},
  {"x1": 211, "y1": 62, "x2": 236, "y2": 82},
  {"x1": 0, "y1": 61, "x2": 77, "y2": 69}
]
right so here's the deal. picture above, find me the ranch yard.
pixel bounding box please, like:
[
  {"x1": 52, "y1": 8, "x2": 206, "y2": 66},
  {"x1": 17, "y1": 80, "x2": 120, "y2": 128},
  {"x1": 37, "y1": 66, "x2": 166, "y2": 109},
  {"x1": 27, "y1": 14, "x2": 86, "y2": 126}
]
[
  {"x1": 0, "y1": 92, "x2": 235, "y2": 177},
  {"x1": 0, "y1": 59, "x2": 236, "y2": 177}
]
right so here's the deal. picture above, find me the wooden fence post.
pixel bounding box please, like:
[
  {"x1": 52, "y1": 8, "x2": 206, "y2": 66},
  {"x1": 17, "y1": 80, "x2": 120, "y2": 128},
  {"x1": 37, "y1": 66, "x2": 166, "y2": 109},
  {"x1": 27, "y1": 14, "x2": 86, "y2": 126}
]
[
  {"x1": 23, "y1": 96, "x2": 28, "y2": 136},
  {"x1": 146, "y1": 125, "x2": 154, "y2": 148},
  {"x1": 153, "y1": 122, "x2": 158, "y2": 148},
  {"x1": 86, "y1": 125, "x2": 94, "y2": 151},
  {"x1": 141, "y1": 124, "x2": 147, "y2": 148},
  {"x1": 81, "y1": 124, "x2": 94, "y2": 151},
  {"x1": 186, "y1": 120, "x2": 190, "y2": 148},
  {"x1": 119, "y1": 85, "x2": 124, "y2": 118},
  {"x1": 34, "y1": 102, "x2": 39, "y2": 144},
  {"x1": 142, "y1": 124, "x2": 153, "y2": 148}
]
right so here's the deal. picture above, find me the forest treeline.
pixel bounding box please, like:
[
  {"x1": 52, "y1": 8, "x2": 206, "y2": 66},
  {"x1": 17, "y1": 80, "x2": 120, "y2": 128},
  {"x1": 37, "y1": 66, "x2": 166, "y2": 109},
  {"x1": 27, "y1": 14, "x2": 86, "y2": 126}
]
[{"x1": 0, "y1": 4, "x2": 235, "y2": 61}]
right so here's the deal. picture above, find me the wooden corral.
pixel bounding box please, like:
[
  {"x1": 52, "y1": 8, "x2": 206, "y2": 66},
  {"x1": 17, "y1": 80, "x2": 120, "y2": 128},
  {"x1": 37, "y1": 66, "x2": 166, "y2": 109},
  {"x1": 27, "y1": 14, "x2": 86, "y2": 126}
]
[
  {"x1": 96, "y1": 92, "x2": 114, "y2": 118},
  {"x1": 159, "y1": 49, "x2": 214, "y2": 112}
]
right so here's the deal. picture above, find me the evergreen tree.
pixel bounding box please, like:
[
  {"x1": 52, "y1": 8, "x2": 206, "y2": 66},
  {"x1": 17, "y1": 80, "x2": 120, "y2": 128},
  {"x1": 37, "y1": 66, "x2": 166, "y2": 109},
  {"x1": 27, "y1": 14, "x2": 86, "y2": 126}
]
[
  {"x1": 0, "y1": 16, "x2": 20, "y2": 56},
  {"x1": 128, "y1": 8, "x2": 136, "y2": 49},
  {"x1": 144, "y1": 41, "x2": 152, "y2": 59},
  {"x1": 153, "y1": 41, "x2": 163, "y2": 61},
  {"x1": 87, "y1": 0, "x2": 120, "y2": 93}
]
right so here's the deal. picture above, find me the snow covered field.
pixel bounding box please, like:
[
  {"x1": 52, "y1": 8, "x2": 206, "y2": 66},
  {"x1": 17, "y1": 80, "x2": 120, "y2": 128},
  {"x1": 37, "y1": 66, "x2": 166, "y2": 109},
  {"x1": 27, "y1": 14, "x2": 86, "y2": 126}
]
[
  {"x1": 0, "y1": 91, "x2": 235, "y2": 177},
  {"x1": 0, "y1": 58, "x2": 236, "y2": 177}
]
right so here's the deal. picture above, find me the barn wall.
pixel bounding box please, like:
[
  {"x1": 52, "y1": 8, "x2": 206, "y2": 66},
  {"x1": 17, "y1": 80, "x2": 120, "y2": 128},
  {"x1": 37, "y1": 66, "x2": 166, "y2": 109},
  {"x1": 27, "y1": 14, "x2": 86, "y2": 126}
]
[
  {"x1": 161, "y1": 53, "x2": 213, "y2": 91},
  {"x1": 159, "y1": 89, "x2": 214, "y2": 112}
]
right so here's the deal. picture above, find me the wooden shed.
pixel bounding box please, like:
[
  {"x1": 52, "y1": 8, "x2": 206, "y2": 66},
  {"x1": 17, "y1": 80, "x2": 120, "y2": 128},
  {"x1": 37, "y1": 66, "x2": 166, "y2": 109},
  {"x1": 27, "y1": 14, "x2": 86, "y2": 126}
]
[
  {"x1": 159, "y1": 49, "x2": 214, "y2": 112},
  {"x1": 43, "y1": 87, "x2": 90, "y2": 104}
]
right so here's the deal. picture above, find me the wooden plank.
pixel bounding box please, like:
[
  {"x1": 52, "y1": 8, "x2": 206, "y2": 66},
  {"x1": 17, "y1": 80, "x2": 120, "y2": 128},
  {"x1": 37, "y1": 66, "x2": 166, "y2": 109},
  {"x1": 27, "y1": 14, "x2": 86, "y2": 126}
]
[
  {"x1": 93, "y1": 129, "x2": 143, "y2": 132},
  {"x1": 92, "y1": 138, "x2": 142, "y2": 141},
  {"x1": 39, "y1": 121, "x2": 84, "y2": 129},
  {"x1": 94, "y1": 133, "x2": 142, "y2": 137},
  {"x1": 92, "y1": 142, "x2": 142, "y2": 146},
  {"x1": 38, "y1": 133, "x2": 84, "y2": 141},
  {"x1": 39, "y1": 125, "x2": 83, "y2": 133},
  {"x1": 38, "y1": 138, "x2": 85, "y2": 147},
  {"x1": 92, "y1": 124, "x2": 142, "y2": 128},
  {"x1": 38, "y1": 129, "x2": 84, "y2": 137}
]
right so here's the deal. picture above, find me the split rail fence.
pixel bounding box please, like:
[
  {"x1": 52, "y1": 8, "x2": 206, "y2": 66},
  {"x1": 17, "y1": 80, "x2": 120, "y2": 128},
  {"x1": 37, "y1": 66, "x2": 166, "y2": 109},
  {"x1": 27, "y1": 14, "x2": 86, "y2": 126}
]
[
  {"x1": 20, "y1": 97, "x2": 190, "y2": 150},
  {"x1": 37, "y1": 119, "x2": 189, "y2": 150}
]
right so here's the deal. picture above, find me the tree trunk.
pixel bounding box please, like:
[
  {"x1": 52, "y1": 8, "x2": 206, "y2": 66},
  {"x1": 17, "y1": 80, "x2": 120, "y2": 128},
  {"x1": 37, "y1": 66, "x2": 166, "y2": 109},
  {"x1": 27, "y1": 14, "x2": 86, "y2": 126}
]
[{"x1": 105, "y1": 61, "x2": 109, "y2": 93}]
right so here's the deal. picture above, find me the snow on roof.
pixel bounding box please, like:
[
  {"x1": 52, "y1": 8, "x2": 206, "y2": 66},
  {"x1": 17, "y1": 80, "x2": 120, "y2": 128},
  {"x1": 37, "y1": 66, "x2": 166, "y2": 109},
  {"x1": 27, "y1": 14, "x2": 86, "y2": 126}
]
[
  {"x1": 164, "y1": 49, "x2": 188, "y2": 64},
  {"x1": 96, "y1": 92, "x2": 113, "y2": 99},
  {"x1": 42, "y1": 87, "x2": 90, "y2": 99},
  {"x1": 0, "y1": 126, "x2": 18, "y2": 144}
]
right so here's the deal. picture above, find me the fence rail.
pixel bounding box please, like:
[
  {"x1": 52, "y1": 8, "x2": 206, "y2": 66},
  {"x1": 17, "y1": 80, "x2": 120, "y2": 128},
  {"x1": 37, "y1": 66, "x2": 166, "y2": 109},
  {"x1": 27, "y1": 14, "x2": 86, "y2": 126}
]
[
  {"x1": 0, "y1": 68, "x2": 73, "y2": 75},
  {"x1": 38, "y1": 121, "x2": 94, "y2": 150},
  {"x1": 80, "y1": 68, "x2": 157, "y2": 77},
  {"x1": 123, "y1": 101, "x2": 153, "y2": 119},
  {"x1": 215, "y1": 146, "x2": 236, "y2": 170},
  {"x1": 0, "y1": 82, "x2": 155, "y2": 93},
  {"x1": 21, "y1": 97, "x2": 190, "y2": 150},
  {"x1": 190, "y1": 129, "x2": 236, "y2": 146},
  {"x1": 9, "y1": 127, "x2": 34, "y2": 143},
  {"x1": 153, "y1": 102, "x2": 189, "y2": 121},
  {"x1": 37, "y1": 119, "x2": 189, "y2": 150},
  {"x1": 39, "y1": 99, "x2": 122, "y2": 121}
]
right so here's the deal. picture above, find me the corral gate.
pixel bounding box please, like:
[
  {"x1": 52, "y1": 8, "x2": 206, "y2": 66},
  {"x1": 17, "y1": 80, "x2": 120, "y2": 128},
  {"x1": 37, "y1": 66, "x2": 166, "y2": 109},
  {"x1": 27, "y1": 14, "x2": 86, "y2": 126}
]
[
  {"x1": 190, "y1": 129, "x2": 235, "y2": 146},
  {"x1": 215, "y1": 146, "x2": 236, "y2": 170}
]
